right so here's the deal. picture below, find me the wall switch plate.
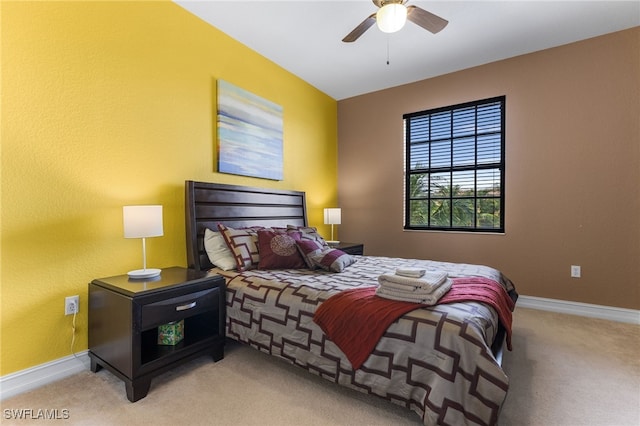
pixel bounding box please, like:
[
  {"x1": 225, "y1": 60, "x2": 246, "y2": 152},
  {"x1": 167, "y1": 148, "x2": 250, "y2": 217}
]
[
  {"x1": 65, "y1": 295, "x2": 79, "y2": 315},
  {"x1": 571, "y1": 265, "x2": 581, "y2": 278}
]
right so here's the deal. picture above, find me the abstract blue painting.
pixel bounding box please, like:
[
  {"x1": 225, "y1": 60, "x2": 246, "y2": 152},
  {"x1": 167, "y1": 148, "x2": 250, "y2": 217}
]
[{"x1": 217, "y1": 80, "x2": 283, "y2": 180}]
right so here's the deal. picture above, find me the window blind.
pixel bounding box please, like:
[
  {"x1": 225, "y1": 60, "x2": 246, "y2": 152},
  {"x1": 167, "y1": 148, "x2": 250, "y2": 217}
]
[{"x1": 404, "y1": 96, "x2": 505, "y2": 232}]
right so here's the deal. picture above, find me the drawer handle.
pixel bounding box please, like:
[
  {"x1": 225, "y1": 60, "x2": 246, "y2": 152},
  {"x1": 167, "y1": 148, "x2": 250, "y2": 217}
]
[{"x1": 175, "y1": 301, "x2": 197, "y2": 311}]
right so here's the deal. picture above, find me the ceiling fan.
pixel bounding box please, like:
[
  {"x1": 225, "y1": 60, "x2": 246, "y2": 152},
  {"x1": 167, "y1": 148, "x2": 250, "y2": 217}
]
[{"x1": 342, "y1": 0, "x2": 448, "y2": 43}]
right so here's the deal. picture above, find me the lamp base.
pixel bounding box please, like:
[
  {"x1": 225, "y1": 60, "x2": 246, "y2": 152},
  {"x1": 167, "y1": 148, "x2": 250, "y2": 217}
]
[
  {"x1": 327, "y1": 240, "x2": 341, "y2": 246},
  {"x1": 128, "y1": 268, "x2": 162, "y2": 279}
]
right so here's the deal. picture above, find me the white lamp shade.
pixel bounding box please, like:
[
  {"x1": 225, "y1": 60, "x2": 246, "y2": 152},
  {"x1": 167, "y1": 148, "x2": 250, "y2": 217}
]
[
  {"x1": 376, "y1": 3, "x2": 408, "y2": 33},
  {"x1": 324, "y1": 208, "x2": 342, "y2": 225},
  {"x1": 123, "y1": 205, "x2": 164, "y2": 238}
]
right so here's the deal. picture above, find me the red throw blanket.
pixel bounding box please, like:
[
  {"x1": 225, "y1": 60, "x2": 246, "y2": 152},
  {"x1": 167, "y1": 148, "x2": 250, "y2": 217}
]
[
  {"x1": 440, "y1": 277, "x2": 515, "y2": 351},
  {"x1": 313, "y1": 277, "x2": 514, "y2": 370}
]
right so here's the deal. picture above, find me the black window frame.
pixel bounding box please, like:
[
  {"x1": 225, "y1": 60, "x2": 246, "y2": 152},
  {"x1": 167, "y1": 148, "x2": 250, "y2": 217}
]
[{"x1": 404, "y1": 96, "x2": 506, "y2": 233}]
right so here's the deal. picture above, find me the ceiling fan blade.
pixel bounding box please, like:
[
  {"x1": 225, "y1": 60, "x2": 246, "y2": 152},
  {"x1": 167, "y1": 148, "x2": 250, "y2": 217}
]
[
  {"x1": 342, "y1": 13, "x2": 376, "y2": 43},
  {"x1": 406, "y1": 6, "x2": 448, "y2": 34}
]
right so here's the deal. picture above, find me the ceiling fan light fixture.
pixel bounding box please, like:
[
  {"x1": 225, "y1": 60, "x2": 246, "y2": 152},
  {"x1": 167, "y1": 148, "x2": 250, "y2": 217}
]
[{"x1": 376, "y1": 3, "x2": 407, "y2": 33}]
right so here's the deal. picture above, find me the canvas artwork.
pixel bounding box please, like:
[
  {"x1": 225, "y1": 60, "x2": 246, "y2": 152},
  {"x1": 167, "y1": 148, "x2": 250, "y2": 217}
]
[{"x1": 217, "y1": 80, "x2": 283, "y2": 180}]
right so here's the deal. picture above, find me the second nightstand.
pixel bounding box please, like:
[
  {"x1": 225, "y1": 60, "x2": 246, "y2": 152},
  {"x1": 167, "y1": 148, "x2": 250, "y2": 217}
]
[
  {"x1": 329, "y1": 242, "x2": 364, "y2": 255},
  {"x1": 88, "y1": 267, "x2": 225, "y2": 402}
]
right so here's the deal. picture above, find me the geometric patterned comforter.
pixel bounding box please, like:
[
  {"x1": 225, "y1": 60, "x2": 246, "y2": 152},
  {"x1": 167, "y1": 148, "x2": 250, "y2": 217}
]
[{"x1": 214, "y1": 256, "x2": 517, "y2": 426}]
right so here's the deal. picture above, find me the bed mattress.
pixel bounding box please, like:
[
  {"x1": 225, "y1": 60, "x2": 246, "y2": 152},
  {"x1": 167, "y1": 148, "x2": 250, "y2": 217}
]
[{"x1": 214, "y1": 255, "x2": 516, "y2": 426}]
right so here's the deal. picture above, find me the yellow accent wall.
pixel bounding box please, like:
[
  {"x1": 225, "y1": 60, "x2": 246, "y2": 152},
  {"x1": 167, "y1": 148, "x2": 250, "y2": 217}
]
[{"x1": 1, "y1": 1, "x2": 337, "y2": 375}]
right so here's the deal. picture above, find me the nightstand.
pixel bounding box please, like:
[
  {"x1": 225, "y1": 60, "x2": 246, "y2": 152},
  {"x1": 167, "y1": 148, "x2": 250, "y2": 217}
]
[
  {"x1": 329, "y1": 242, "x2": 364, "y2": 255},
  {"x1": 88, "y1": 267, "x2": 225, "y2": 402}
]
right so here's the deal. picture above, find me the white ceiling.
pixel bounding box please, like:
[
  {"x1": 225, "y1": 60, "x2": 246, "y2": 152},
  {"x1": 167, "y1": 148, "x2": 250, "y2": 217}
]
[{"x1": 175, "y1": 1, "x2": 640, "y2": 100}]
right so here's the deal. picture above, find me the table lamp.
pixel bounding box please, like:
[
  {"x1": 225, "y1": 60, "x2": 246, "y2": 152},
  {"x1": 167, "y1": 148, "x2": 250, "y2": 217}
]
[
  {"x1": 323, "y1": 208, "x2": 341, "y2": 245},
  {"x1": 123, "y1": 205, "x2": 163, "y2": 278}
]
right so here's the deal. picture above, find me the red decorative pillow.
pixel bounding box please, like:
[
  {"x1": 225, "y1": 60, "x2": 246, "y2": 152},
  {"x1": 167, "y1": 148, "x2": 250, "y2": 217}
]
[
  {"x1": 217, "y1": 223, "x2": 261, "y2": 271},
  {"x1": 257, "y1": 230, "x2": 307, "y2": 269}
]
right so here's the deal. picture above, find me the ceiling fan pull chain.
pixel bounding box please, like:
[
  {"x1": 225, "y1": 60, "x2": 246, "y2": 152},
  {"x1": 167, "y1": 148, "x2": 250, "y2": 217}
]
[{"x1": 386, "y1": 36, "x2": 390, "y2": 65}]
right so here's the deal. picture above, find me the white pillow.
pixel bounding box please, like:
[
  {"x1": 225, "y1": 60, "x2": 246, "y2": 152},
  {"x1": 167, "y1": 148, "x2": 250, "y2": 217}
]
[{"x1": 203, "y1": 228, "x2": 237, "y2": 270}]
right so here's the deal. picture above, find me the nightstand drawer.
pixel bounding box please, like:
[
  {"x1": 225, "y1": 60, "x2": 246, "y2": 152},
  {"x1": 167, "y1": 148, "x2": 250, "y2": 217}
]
[{"x1": 140, "y1": 287, "x2": 219, "y2": 329}]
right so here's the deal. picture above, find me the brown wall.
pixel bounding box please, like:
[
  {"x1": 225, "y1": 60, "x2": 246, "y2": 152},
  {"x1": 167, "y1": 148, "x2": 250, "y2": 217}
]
[{"x1": 337, "y1": 28, "x2": 640, "y2": 310}]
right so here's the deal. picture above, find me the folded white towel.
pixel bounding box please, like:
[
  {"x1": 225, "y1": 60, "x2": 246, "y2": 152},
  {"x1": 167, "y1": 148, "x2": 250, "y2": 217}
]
[
  {"x1": 421, "y1": 270, "x2": 449, "y2": 285},
  {"x1": 395, "y1": 267, "x2": 426, "y2": 278},
  {"x1": 378, "y1": 270, "x2": 448, "y2": 292},
  {"x1": 376, "y1": 279, "x2": 452, "y2": 305},
  {"x1": 376, "y1": 279, "x2": 440, "y2": 294}
]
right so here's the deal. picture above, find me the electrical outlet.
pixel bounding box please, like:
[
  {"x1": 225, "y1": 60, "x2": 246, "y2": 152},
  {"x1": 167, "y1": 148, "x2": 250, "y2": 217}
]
[
  {"x1": 571, "y1": 265, "x2": 581, "y2": 278},
  {"x1": 65, "y1": 295, "x2": 79, "y2": 315}
]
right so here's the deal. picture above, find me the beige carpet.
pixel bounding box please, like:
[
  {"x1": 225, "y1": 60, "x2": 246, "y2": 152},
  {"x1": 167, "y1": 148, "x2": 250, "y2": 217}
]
[{"x1": 2, "y1": 308, "x2": 639, "y2": 425}]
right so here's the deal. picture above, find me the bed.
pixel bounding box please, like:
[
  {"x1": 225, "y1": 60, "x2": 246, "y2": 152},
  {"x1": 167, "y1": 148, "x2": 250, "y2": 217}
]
[{"x1": 185, "y1": 180, "x2": 518, "y2": 426}]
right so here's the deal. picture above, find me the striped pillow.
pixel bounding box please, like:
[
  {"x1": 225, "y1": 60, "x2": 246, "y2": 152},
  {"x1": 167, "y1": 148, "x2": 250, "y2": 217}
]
[
  {"x1": 287, "y1": 225, "x2": 330, "y2": 248},
  {"x1": 296, "y1": 239, "x2": 355, "y2": 272}
]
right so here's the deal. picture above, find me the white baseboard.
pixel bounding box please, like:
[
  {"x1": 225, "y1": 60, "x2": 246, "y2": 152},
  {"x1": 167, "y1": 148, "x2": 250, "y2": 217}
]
[
  {"x1": 0, "y1": 351, "x2": 90, "y2": 401},
  {"x1": 517, "y1": 295, "x2": 640, "y2": 325},
  {"x1": 1, "y1": 297, "x2": 638, "y2": 401}
]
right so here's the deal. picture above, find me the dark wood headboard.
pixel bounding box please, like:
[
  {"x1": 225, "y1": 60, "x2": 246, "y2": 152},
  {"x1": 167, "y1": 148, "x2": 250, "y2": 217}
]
[{"x1": 185, "y1": 180, "x2": 308, "y2": 271}]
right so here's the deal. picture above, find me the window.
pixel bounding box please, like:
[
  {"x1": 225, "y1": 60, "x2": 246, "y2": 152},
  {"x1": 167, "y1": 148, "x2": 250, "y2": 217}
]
[{"x1": 404, "y1": 96, "x2": 505, "y2": 232}]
